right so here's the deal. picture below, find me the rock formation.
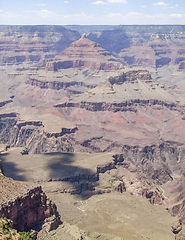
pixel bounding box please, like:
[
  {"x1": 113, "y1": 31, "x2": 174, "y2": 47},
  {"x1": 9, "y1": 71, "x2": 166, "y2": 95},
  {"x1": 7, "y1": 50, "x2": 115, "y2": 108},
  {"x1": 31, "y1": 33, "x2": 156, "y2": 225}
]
[
  {"x1": 0, "y1": 25, "x2": 80, "y2": 64},
  {"x1": 86, "y1": 25, "x2": 185, "y2": 70},
  {"x1": 85, "y1": 25, "x2": 185, "y2": 105},
  {"x1": 1, "y1": 25, "x2": 185, "y2": 239},
  {"x1": 45, "y1": 36, "x2": 124, "y2": 71},
  {"x1": 0, "y1": 112, "x2": 75, "y2": 154},
  {"x1": 0, "y1": 158, "x2": 61, "y2": 233}
]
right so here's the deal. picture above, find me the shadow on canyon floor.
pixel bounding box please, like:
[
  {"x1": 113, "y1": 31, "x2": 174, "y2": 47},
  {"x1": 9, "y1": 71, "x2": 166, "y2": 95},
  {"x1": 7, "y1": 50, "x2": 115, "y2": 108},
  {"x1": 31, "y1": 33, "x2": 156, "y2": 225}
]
[
  {"x1": 0, "y1": 152, "x2": 26, "y2": 181},
  {"x1": 0, "y1": 150, "x2": 98, "y2": 199},
  {"x1": 45, "y1": 152, "x2": 96, "y2": 180}
]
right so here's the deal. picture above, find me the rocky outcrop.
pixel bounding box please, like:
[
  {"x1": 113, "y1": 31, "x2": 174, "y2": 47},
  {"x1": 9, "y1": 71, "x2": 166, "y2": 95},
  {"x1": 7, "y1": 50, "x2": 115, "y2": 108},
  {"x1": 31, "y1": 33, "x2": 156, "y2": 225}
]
[
  {"x1": 0, "y1": 100, "x2": 13, "y2": 108},
  {"x1": 45, "y1": 36, "x2": 124, "y2": 71},
  {"x1": 0, "y1": 113, "x2": 75, "y2": 154},
  {"x1": 46, "y1": 143, "x2": 178, "y2": 203},
  {"x1": 0, "y1": 165, "x2": 61, "y2": 233},
  {"x1": 0, "y1": 186, "x2": 60, "y2": 231},
  {"x1": 55, "y1": 99, "x2": 179, "y2": 113},
  {"x1": 26, "y1": 78, "x2": 96, "y2": 90},
  {"x1": 179, "y1": 61, "x2": 185, "y2": 70},
  {"x1": 108, "y1": 69, "x2": 152, "y2": 85},
  {"x1": 112, "y1": 180, "x2": 126, "y2": 193},
  {"x1": 116, "y1": 142, "x2": 184, "y2": 185}
]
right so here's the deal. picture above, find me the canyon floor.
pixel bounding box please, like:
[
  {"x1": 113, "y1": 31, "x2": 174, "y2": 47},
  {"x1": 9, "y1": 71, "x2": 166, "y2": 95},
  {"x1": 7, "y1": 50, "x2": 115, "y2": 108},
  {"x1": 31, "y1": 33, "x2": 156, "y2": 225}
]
[{"x1": 1, "y1": 147, "x2": 177, "y2": 240}]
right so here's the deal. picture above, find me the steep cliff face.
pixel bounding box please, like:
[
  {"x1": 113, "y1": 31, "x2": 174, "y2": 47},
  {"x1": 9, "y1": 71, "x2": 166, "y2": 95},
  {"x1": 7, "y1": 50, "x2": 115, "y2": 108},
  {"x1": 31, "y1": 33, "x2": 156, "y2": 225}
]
[
  {"x1": 116, "y1": 142, "x2": 185, "y2": 184},
  {"x1": 1, "y1": 52, "x2": 185, "y2": 154},
  {"x1": 0, "y1": 113, "x2": 75, "y2": 154},
  {"x1": 0, "y1": 170, "x2": 60, "y2": 232},
  {"x1": 0, "y1": 25, "x2": 80, "y2": 64},
  {"x1": 0, "y1": 185, "x2": 60, "y2": 231}
]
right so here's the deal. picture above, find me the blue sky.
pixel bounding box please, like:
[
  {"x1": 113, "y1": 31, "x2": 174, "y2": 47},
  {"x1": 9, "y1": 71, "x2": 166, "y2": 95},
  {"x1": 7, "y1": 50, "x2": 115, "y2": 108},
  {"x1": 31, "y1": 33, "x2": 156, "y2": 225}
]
[{"x1": 0, "y1": 0, "x2": 185, "y2": 25}]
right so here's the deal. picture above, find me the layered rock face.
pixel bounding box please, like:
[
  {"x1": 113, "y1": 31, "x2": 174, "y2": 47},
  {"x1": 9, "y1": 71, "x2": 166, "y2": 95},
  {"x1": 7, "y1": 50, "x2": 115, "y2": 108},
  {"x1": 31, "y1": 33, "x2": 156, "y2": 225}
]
[
  {"x1": 0, "y1": 165, "x2": 60, "y2": 232},
  {"x1": 1, "y1": 26, "x2": 185, "y2": 238},
  {"x1": 45, "y1": 36, "x2": 124, "y2": 71},
  {"x1": 86, "y1": 25, "x2": 185, "y2": 69},
  {"x1": 54, "y1": 68, "x2": 185, "y2": 151},
  {"x1": 0, "y1": 112, "x2": 75, "y2": 154},
  {"x1": 0, "y1": 25, "x2": 80, "y2": 64},
  {"x1": 0, "y1": 185, "x2": 60, "y2": 231}
]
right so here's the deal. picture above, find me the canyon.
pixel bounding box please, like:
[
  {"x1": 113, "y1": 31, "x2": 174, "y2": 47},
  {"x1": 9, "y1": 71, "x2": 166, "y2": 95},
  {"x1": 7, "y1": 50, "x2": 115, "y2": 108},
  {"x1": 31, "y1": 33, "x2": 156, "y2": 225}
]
[{"x1": 0, "y1": 25, "x2": 185, "y2": 239}]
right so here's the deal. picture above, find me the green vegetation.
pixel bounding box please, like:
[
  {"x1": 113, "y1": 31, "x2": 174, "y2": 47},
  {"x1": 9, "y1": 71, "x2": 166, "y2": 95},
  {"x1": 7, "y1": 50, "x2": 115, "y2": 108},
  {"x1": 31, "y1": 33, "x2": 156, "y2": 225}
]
[
  {"x1": 156, "y1": 185, "x2": 165, "y2": 200},
  {"x1": 110, "y1": 179, "x2": 124, "y2": 188},
  {"x1": 0, "y1": 215, "x2": 32, "y2": 240},
  {"x1": 100, "y1": 179, "x2": 124, "y2": 189}
]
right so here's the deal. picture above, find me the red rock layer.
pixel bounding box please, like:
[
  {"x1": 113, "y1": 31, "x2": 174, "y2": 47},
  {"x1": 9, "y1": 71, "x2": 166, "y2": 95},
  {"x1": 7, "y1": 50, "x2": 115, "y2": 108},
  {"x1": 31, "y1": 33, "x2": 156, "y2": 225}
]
[{"x1": 0, "y1": 183, "x2": 60, "y2": 231}]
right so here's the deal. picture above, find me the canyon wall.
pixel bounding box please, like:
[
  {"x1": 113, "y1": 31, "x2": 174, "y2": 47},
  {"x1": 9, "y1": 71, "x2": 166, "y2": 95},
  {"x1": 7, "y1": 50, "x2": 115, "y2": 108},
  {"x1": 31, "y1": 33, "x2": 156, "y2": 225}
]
[
  {"x1": 0, "y1": 113, "x2": 75, "y2": 154},
  {"x1": 0, "y1": 186, "x2": 60, "y2": 232},
  {"x1": 0, "y1": 25, "x2": 80, "y2": 64},
  {"x1": 86, "y1": 25, "x2": 185, "y2": 69}
]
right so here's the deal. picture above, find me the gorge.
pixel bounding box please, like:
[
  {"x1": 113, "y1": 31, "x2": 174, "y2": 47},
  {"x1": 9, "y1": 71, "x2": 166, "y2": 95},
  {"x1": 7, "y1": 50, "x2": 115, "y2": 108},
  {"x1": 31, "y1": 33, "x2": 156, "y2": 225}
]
[{"x1": 0, "y1": 25, "x2": 185, "y2": 239}]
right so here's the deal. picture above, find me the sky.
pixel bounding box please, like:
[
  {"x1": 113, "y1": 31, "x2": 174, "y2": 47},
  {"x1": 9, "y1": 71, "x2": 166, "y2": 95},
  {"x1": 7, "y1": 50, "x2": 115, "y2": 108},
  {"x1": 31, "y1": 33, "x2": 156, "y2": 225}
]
[{"x1": 0, "y1": 0, "x2": 185, "y2": 25}]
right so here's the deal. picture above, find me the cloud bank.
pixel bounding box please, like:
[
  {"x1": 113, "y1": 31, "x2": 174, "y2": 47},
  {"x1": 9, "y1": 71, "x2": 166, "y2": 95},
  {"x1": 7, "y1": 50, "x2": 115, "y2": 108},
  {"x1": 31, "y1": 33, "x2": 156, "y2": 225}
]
[{"x1": 92, "y1": 0, "x2": 127, "y2": 4}]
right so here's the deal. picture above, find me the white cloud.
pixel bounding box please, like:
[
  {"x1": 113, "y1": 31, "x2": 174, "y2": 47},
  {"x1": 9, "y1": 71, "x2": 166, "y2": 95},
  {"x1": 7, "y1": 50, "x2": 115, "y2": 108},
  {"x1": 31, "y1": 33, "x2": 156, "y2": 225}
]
[
  {"x1": 170, "y1": 13, "x2": 183, "y2": 18},
  {"x1": 154, "y1": 2, "x2": 168, "y2": 6},
  {"x1": 64, "y1": 1, "x2": 69, "y2": 3},
  {"x1": 141, "y1": 5, "x2": 147, "y2": 8},
  {"x1": 169, "y1": 4, "x2": 178, "y2": 8},
  {"x1": 106, "y1": 12, "x2": 122, "y2": 17},
  {"x1": 108, "y1": 0, "x2": 127, "y2": 3},
  {"x1": 127, "y1": 12, "x2": 142, "y2": 17},
  {"x1": 1, "y1": 8, "x2": 185, "y2": 25},
  {"x1": 37, "y1": 4, "x2": 46, "y2": 6},
  {"x1": 92, "y1": 1, "x2": 107, "y2": 4},
  {"x1": 24, "y1": 9, "x2": 58, "y2": 20},
  {"x1": 92, "y1": 0, "x2": 127, "y2": 4}
]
